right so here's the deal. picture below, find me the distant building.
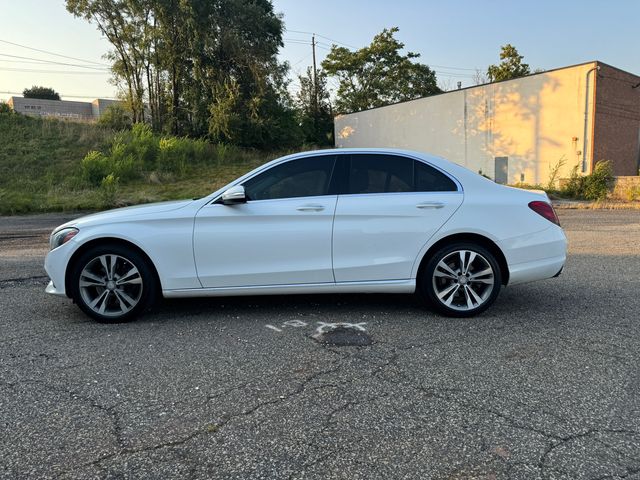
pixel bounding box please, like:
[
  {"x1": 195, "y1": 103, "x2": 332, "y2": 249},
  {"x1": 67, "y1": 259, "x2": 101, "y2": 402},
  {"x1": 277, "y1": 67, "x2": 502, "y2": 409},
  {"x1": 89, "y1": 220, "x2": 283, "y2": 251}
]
[
  {"x1": 7, "y1": 96, "x2": 121, "y2": 122},
  {"x1": 335, "y1": 61, "x2": 640, "y2": 184}
]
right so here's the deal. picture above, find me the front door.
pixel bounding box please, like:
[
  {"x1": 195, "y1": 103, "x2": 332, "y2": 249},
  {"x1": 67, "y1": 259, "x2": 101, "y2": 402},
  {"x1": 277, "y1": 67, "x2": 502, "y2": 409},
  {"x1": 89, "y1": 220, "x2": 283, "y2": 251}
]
[{"x1": 193, "y1": 155, "x2": 338, "y2": 288}]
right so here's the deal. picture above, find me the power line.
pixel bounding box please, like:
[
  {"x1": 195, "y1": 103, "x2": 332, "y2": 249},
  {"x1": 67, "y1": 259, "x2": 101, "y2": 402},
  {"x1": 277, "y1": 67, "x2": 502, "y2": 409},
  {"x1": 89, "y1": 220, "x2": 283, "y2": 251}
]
[
  {"x1": 289, "y1": 52, "x2": 313, "y2": 68},
  {"x1": 0, "y1": 67, "x2": 110, "y2": 75},
  {"x1": 0, "y1": 38, "x2": 108, "y2": 67},
  {"x1": 286, "y1": 30, "x2": 357, "y2": 49},
  {"x1": 429, "y1": 64, "x2": 477, "y2": 71},
  {"x1": 0, "y1": 53, "x2": 110, "y2": 71}
]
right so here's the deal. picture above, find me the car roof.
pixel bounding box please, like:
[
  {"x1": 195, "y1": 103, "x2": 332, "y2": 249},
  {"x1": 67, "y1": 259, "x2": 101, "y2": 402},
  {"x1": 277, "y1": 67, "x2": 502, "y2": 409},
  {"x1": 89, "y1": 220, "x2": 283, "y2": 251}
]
[{"x1": 281, "y1": 148, "x2": 486, "y2": 187}]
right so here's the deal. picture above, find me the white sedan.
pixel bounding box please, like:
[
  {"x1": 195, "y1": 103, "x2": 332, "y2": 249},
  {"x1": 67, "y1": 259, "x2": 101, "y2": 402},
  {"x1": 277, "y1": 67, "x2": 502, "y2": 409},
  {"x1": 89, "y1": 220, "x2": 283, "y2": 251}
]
[{"x1": 45, "y1": 148, "x2": 566, "y2": 322}]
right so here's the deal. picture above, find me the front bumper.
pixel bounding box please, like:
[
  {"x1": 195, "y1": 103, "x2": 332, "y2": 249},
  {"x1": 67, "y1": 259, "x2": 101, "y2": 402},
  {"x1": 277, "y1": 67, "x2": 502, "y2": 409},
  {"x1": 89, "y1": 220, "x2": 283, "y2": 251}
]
[
  {"x1": 45, "y1": 280, "x2": 66, "y2": 297},
  {"x1": 44, "y1": 240, "x2": 77, "y2": 297}
]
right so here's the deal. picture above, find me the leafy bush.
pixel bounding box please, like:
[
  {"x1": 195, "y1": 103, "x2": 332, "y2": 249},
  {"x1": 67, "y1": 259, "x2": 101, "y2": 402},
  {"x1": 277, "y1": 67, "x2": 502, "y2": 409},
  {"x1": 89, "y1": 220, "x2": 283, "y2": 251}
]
[
  {"x1": 98, "y1": 104, "x2": 132, "y2": 130},
  {"x1": 158, "y1": 137, "x2": 187, "y2": 174},
  {"x1": 584, "y1": 161, "x2": 614, "y2": 200},
  {"x1": 81, "y1": 144, "x2": 139, "y2": 186},
  {"x1": 0, "y1": 101, "x2": 13, "y2": 115},
  {"x1": 108, "y1": 140, "x2": 139, "y2": 182},
  {"x1": 81, "y1": 150, "x2": 112, "y2": 186},
  {"x1": 100, "y1": 173, "x2": 119, "y2": 207},
  {"x1": 561, "y1": 161, "x2": 613, "y2": 200}
]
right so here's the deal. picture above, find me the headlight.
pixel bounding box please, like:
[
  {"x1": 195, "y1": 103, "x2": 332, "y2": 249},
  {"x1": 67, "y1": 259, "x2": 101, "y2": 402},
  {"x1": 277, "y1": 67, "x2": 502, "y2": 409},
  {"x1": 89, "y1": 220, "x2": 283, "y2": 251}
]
[{"x1": 50, "y1": 227, "x2": 79, "y2": 250}]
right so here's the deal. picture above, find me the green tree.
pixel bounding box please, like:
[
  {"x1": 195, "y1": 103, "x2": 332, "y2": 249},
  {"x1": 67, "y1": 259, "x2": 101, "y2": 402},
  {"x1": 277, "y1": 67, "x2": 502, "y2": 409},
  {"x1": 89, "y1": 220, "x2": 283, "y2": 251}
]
[
  {"x1": 97, "y1": 103, "x2": 132, "y2": 130},
  {"x1": 67, "y1": 0, "x2": 297, "y2": 148},
  {"x1": 486, "y1": 44, "x2": 531, "y2": 82},
  {"x1": 0, "y1": 101, "x2": 12, "y2": 114},
  {"x1": 322, "y1": 27, "x2": 440, "y2": 113},
  {"x1": 66, "y1": 0, "x2": 149, "y2": 123},
  {"x1": 295, "y1": 67, "x2": 333, "y2": 145},
  {"x1": 23, "y1": 86, "x2": 60, "y2": 100}
]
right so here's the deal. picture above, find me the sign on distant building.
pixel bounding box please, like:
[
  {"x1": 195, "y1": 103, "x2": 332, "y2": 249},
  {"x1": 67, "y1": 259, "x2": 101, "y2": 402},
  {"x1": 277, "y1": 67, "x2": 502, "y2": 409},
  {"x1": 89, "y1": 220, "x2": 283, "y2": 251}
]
[{"x1": 7, "y1": 96, "x2": 121, "y2": 122}]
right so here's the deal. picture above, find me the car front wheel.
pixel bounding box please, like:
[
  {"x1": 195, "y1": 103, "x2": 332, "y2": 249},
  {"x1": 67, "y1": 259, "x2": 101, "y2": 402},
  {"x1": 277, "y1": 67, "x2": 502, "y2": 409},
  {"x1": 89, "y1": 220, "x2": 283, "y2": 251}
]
[
  {"x1": 69, "y1": 244, "x2": 157, "y2": 322},
  {"x1": 420, "y1": 242, "x2": 502, "y2": 317}
]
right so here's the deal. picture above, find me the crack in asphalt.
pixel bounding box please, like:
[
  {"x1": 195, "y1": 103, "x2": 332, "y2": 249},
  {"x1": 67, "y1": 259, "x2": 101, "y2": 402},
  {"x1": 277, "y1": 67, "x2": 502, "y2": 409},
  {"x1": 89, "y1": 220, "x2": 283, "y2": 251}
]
[
  {"x1": 5, "y1": 329, "x2": 640, "y2": 478},
  {"x1": 337, "y1": 343, "x2": 640, "y2": 479},
  {"x1": 0, "y1": 275, "x2": 49, "y2": 289},
  {"x1": 54, "y1": 358, "x2": 349, "y2": 476},
  {"x1": 538, "y1": 428, "x2": 640, "y2": 480}
]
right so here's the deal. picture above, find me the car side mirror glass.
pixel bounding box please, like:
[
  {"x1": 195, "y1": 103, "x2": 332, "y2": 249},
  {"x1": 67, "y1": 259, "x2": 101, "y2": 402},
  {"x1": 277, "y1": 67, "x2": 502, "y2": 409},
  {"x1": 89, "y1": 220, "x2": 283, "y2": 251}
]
[{"x1": 221, "y1": 185, "x2": 246, "y2": 205}]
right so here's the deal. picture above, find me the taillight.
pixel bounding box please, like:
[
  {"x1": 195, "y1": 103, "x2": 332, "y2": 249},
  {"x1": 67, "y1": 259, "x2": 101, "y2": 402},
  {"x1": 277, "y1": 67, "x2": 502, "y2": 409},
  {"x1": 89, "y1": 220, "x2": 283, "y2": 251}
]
[{"x1": 528, "y1": 201, "x2": 560, "y2": 226}]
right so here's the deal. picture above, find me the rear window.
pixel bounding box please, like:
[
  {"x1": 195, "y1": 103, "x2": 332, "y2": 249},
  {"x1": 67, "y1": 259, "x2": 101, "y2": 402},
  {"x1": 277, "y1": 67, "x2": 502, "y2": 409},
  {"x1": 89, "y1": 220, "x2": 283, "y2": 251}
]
[
  {"x1": 346, "y1": 154, "x2": 457, "y2": 194},
  {"x1": 415, "y1": 161, "x2": 457, "y2": 192}
]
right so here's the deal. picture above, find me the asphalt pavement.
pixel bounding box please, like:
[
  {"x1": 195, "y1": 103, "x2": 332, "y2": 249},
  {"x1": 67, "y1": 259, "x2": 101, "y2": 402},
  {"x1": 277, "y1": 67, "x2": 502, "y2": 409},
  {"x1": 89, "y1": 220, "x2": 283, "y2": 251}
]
[{"x1": 1, "y1": 209, "x2": 639, "y2": 479}]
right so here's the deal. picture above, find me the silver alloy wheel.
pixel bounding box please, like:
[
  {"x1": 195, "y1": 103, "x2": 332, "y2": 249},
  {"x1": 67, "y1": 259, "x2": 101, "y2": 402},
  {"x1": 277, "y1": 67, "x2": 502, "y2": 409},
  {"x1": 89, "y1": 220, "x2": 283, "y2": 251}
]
[
  {"x1": 79, "y1": 254, "x2": 143, "y2": 317},
  {"x1": 432, "y1": 249, "x2": 495, "y2": 312}
]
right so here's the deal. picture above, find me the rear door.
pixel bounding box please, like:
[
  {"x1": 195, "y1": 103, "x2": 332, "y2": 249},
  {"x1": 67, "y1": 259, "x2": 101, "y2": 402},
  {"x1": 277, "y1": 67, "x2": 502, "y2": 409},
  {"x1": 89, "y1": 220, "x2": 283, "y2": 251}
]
[{"x1": 332, "y1": 154, "x2": 463, "y2": 282}]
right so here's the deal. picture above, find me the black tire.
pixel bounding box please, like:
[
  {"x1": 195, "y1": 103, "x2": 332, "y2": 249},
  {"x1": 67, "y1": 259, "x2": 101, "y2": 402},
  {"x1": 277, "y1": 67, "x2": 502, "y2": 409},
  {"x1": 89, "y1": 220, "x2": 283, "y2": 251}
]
[
  {"x1": 419, "y1": 242, "x2": 502, "y2": 318},
  {"x1": 68, "y1": 243, "x2": 157, "y2": 323}
]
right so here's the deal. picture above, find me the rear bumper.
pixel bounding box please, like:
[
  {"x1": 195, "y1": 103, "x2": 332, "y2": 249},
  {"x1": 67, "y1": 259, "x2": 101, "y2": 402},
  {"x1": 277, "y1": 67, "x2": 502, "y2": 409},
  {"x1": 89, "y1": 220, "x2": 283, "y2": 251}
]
[
  {"x1": 507, "y1": 255, "x2": 566, "y2": 285},
  {"x1": 499, "y1": 226, "x2": 567, "y2": 286}
]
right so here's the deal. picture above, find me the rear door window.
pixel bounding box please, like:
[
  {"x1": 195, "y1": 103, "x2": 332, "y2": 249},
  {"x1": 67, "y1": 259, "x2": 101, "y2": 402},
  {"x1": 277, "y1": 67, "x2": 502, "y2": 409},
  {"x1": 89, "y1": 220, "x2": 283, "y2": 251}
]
[{"x1": 346, "y1": 154, "x2": 457, "y2": 194}]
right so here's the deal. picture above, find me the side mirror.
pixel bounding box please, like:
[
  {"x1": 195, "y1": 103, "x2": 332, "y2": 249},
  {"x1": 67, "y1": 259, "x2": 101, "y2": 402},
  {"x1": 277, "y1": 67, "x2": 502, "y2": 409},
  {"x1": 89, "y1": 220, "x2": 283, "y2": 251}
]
[{"x1": 220, "y1": 185, "x2": 246, "y2": 205}]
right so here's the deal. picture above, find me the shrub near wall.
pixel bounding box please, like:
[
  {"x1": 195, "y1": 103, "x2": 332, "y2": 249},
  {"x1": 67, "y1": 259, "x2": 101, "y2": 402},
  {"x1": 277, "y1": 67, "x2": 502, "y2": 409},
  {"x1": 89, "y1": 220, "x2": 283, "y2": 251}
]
[{"x1": 562, "y1": 161, "x2": 614, "y2": 200}]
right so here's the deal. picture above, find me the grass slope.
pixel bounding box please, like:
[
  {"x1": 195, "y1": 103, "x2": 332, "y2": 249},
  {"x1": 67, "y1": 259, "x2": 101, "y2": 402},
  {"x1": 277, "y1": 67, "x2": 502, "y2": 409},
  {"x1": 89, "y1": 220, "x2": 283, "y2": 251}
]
[{"x1": 0, "y1": 113, "x2": 281, "y2": 215}]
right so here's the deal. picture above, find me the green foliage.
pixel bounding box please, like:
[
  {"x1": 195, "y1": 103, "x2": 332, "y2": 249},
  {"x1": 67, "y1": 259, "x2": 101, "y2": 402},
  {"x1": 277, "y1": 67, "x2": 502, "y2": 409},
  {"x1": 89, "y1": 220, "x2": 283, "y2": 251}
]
[
  {"x1": 23, "y1": 85, "x2": 61, "y2": 100},
  {"x1": 0, "y1": 102, "x2": 12, "y2": 114},
  {"x1": 562, "y1": 161, "x2": 613, "y2": 200},
  {"x1": 487, "y1": 44, "x2": 531, "y2": 82},
  {"x1": 81, "y1": 150, "x2": 111, "y2": 185},
  {"x1": 584, "y1": 161, "x2": 614, "y2": 200},
  {"x1": 98, "y1": 104, "x2": 132, "y2": 130},
  {"x1": 0, "y1": 113, "x2": 292, "y2": 214},
  {"x1": 66, "y1": 0, "x2": 299, "y2": 149},
  {"x1": 625, "y1": 186, "x2": 640, "y2": 202},
  {"x1": 322, "y1": 27, "x2": 440, "y2": 113},
  {"x1": 546, "y1": 155, "x2": 567, "y2": 191},
  {"x1": 100, "y1": 173, "x2": 119, "y2": 207},
  {"x1": 296, "y1": 67, "x2": 334, "y2": 145}
]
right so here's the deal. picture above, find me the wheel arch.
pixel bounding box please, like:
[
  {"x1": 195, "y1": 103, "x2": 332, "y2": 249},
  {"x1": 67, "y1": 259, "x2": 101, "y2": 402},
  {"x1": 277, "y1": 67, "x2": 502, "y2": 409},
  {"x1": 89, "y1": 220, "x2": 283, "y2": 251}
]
[
  {"x1": 65, "y1": 237, "x2": 162, "y2": 298},
  {"x1": 416, "y1": 233, "x2": 509, "y2": 286}
]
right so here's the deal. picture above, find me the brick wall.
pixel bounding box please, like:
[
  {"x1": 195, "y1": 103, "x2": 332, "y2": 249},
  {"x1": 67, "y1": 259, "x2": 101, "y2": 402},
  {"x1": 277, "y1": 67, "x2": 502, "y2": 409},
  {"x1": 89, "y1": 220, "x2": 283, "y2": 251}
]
[
  {"x1": 592, "y1": 63, "x2": 640, "y2": 176},
  {"x1": 611, "y1": 176, "x2": 640, "y2": 199}
]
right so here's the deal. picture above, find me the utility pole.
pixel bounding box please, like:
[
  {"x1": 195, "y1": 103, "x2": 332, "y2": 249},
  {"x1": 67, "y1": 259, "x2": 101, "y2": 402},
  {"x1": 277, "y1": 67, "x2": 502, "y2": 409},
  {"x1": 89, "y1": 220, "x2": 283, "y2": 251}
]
[{"x1": 311, "y1": 34, "x2": 318, "y2": 136}]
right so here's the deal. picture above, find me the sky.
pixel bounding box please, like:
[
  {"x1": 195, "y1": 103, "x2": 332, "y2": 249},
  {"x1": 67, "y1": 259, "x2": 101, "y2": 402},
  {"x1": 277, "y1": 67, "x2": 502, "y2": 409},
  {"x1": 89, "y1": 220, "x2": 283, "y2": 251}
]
[{"x1": 1, "y1": 0, "x2": 639, "y2": 102}]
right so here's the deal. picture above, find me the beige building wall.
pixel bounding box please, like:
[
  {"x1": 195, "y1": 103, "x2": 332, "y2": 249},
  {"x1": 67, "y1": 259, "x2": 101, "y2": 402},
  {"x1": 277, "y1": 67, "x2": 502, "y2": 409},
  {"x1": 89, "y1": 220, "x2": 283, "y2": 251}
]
[{"x1": 335, "y1": 62, "x2": 598, "y2": 185}]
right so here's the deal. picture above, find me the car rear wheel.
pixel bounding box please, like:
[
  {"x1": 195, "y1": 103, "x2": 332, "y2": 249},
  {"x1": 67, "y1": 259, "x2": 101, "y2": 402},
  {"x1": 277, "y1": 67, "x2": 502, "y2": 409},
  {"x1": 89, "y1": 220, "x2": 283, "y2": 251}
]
[
  {"x1": 69, "y1": 244, "x2": 157, "y2": 322},
  {"x1": 420, "y1": 242, "x2": 502, "y2": 317}
]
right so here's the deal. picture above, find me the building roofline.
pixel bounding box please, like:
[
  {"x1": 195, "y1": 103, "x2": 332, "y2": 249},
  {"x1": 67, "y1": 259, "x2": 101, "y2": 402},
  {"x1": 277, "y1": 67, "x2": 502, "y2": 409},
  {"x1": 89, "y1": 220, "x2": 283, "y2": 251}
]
[
  {"x1": 337, "y1": 60, "x2": 624, "y2": 117},
  {"x1": 594, "y1": 61, "x2": 640, "y2": 79}
]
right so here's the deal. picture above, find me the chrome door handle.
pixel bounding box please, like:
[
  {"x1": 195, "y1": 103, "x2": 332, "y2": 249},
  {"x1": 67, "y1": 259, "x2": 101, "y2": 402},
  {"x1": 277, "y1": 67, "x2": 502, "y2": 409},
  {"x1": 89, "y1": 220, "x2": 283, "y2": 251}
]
[
  {"x1": 296, "y1": 204, "x2": 325, "y2": 212},
  {"x1": 416, "y1": 202, "x2": 445, "y2": 209}
]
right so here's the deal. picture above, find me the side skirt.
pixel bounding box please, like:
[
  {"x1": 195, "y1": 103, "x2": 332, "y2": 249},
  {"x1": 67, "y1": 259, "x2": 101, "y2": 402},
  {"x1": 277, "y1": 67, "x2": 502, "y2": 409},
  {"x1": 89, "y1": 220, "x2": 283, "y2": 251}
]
[{"x1": 162, "y1": 279, "x2": 416, "y2": 299}]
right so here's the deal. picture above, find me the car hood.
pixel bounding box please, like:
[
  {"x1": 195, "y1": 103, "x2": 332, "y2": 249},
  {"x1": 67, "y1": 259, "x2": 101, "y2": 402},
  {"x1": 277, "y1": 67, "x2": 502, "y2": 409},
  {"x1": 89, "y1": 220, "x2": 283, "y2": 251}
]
[{"x1": 55, "y1": 199, "x2": 194, "y2": 231}]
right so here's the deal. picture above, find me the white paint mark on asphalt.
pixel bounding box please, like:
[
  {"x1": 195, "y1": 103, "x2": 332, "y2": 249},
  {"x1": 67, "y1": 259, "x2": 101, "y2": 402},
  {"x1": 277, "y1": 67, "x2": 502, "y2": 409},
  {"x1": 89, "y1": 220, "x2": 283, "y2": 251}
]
[
  {"x1": 283, "y1": 320, "x2": 307, "y2": 328},
  {"x1": 314, "y1": 322, "x2": 367, "y2": 335},
  {"x1": 265, "y1": 320, "x2": 367, "y2": 336}
]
